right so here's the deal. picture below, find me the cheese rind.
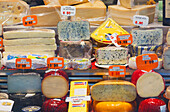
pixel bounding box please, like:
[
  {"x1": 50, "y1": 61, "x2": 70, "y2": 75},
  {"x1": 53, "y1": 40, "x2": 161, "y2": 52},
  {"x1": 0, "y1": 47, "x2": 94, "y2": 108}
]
[
  {"x1": 43, "y1": 0, "x2": 88, "y2": 5},
  {"x1": 91, "y1": 80, "x2": 136, "y2": 102},
  {"x1": 165, "y1": 86, "x2": 170, "y2": 99},
  {"x1": 163, "y1": 47, "x2": 170, "y2": 70},
  {"x1": 119, "y1": 0, "x2": 134, "y2": 9},
  {"x1": 108, "y1": 5, "x2": 156, "y2": 26},
  {"x1": 167, "y1": 31, "x2": 170, "y2": 46}
]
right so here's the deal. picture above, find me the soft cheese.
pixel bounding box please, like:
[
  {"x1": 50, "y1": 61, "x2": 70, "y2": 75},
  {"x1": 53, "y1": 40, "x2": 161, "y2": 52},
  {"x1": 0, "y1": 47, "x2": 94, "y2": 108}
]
[{"x1": 163, "y1": 47, "x2": 170, "y2": 70}]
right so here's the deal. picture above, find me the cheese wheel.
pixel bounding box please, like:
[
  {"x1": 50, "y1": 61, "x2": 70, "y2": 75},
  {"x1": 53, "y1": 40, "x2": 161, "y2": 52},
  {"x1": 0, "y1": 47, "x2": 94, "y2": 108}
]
[
  {"x1": 93, "y1": 101, "x2": 136, "y2": 112},
  {"x1": 91, "y1": 80, "x2": 137, "y2": 102},
  {"x1": 42, "y1": 70, "x2": 69, "y2": 98},
  {"x1": 131, "y1": 70, "x2": 165, "y2": 98}
]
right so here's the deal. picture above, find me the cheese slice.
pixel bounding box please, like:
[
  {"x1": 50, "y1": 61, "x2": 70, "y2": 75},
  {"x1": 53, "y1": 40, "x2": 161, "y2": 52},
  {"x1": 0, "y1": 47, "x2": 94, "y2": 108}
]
[
  {"x1": 3, "y1": 38, "x2": 56, "y2": 46},
  {"x1": 167, "y1": 31, "x2": 170, "y2": 46},
  {"x1": 163, "y1": 47, "x2": 170, "y2": 70},
  {"x1": 119, "y1": 0, "x2": 134, "y2": 9},
  {"x1": 30, "y1": 5, "x2": 61, "y2": 27},
  {"x1": 4, "y1": 44, "x2": 57, "y2": 52},
  {"x1": 108, "y1": 5, "x2": 156, "y2": 26},
  {"x1": 3, "y1": 29, "x2": 55, "y2": 39},
  {"x1": 73, "y1": 1, "x2": 106, "y2": 26}
]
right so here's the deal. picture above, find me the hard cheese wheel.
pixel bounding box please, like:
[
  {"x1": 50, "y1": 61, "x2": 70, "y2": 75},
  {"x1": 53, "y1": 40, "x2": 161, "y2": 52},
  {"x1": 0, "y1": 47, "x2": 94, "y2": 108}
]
[
  {"x1": 42, "y1": 70, "x2": 69, "y2": 98},
  {"x1": 138, "y1": 98, "x2": 166, "y2": 112},
  {"x1": 93, "y1": 101, "x2": 136, "y2": 112},
  {"x1": 91, "y1": 80, "x2": 136, "y2": 102},
  {"x1": 131, "y1": 70, "x2": 165, "y2": 98},
  {"x1": 42, "y1": 99, "x2": 67, "y2": 112}
]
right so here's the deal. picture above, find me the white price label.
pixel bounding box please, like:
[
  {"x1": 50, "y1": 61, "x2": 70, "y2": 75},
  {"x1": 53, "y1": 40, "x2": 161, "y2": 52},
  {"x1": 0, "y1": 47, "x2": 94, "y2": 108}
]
[
  {"x1": 0, "y1": 99, "x2": 14, "y2": 111},
  {"x1": 133, "y1": 15, "x2": 149, "y2": 26},
  {"x1": 107, "y1": 33, "x2": 121, "y2": 47},
  {"x1": 61, "y1": 6, "x2": 76, "y2": 16},
  {"x1": 65, "y1": 96, "x2": 91, "y2": 104}
]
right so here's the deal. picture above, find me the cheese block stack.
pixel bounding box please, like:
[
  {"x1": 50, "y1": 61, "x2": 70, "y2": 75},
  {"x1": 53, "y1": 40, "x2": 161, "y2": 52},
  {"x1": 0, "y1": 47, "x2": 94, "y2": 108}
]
[{"x1": 91, "y1": 80, "x2": 137, "y2": 112}]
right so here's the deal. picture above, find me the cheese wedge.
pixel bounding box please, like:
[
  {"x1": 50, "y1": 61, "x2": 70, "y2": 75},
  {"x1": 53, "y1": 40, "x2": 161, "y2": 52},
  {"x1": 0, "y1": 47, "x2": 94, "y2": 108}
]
[
  {"x1": 44, "y1": 0, "x2": 89, "y2": 5},
  {"x1": 119, "y1": 0, "x2": 134, "y2": 9},
  {"x1": 108, "y1": 5, "x2": 156, "y2": 26},
  {"x1": 4, "y1": 44, "x2": 57, "y2": 52},
  {"x1": 3, "y1": 29, "x2": 55, "y2": 39},
  {"x1": 30, "y1": 5, "x2": 61, "y2": 27},
  {"x1": 3, "y1": 38, "x2": 56, "y2": 46},
  {"x1": 167, "y1": 31, "x2": 170, "y2": 46},
  {"x1": 73, "y1": 1, "x2": 106, "y2": 26}
]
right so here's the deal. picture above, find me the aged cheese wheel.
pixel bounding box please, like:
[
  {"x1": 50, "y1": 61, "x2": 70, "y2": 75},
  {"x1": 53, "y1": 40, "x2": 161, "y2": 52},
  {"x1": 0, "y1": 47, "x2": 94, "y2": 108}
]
[
  {"x1": 91, "y1": 80, "x2": 136, "y2": 102},
  {"x1": 42, "y1": 99, "x2": 67, "y2": 112},
  {"x1": 138, "y1": 98, "x2": 166, "y2": 112},
  {"x1": 131, "y1": 70, "x2": 165, "y2": 98},
  {"x1": 93, "y1": 101, "x2": 136, "y2": 112},
  {"x1": 42, "y1": 70, "x2": 69, "y2": 98}
]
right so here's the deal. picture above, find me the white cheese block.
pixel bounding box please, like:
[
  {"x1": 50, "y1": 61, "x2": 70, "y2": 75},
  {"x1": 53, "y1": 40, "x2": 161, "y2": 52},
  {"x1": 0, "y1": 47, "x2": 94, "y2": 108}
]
[
  {"x1": 131, "y1": 28, "x2": 163, "y2": 46},
  {"x1": 119, "y1": 0, "x2": 134, "y2": 9},
  {"x1": 167, "y1": 31, "x2": 170, "y2": 46},
  {"x1": 3, "y1": 38, "x2": 56, "y2": 46},
  {"x1": 163, "y1": 47, "x2": 170, "y2": 70},
  {"x1": 4, "y1": 44, "x2": 57, "y2": 52},
  {"x1": 108, "y1": 5, "x2": 156, "y2": 26},
  {"x1": 3, "y1": 29, "x2": 55, "y2": 39},
  {"x1": 96, "y1": 47, "x2": 128, "y2": 65}
]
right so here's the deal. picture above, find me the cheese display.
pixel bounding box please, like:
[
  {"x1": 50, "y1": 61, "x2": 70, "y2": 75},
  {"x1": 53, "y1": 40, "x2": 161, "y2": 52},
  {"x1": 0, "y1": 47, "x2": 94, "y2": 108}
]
[
  {"x1": 72, "y1": 1, "x2": 106, "y2": 26},
  {"x1": 96, "y1": 47, "x2": 128, "y2": 65},
  {"x1": 108, "y1": 5, "x2": 156, "y2": 26},
  {"x1": 131, "y1": 70, "x2": 165, "y2": 98},
  {"x1": 0, "y1": 0, "x2": 29, "y2": 25},
  {"x1": 8, "y1": 73, "x2": 41, "y2": 93},
  {"x1": 42, "y1": 70, "x2": 69, "y2": 98},
  {"x1": 93, "y1": 101, "x2": 136, "y2": 112},
  {"x1": 72, "y1": 58, "x2": 91, "y2": 70},
  {"x1": 129, "y1": 57, "x2": 163, "y2": 70},
  {"x1": 138, "y1": 98, "x2": 166, "y2": 112},
  {"x1": 131, "y1": 28, "x2": 163, "y2": 46},
  {"x1": 59, "y1": 41, "x2": 92, "y2": 59},
  {"x1": 58, "y1": 21, "x2": 90, "y2": 41},
  {"x1": 91, "y1": 18, "x2": 129, "y2": 44},
  {"x1": 167, "y1": 31, "x2": 170, "y2": 46},
  {"x1": 119, "y1": 0, "x2": 134, "y2": 9},
  {"x1": 91, "y1": 80, "x2": 136, "y2": 102},
  {"x1": 128, "y1": 44, "x2": 163, "y2": 57},
  {"x1": 42, "y1": 99, "x2": 67, "y2": 112},
  {"x1": 163, "y1": 47, "x2": 170, "y2": 70},
  {"x1": 164, "y1": 86, "x2": 170, "y2": 99},
  {"x1": 30, "y1": 5, "x2": 61, "y2": 27},
  {"x1": 43, "y1": 0, "x2": 88, "y2": 5},
  {"x1": 0, "y1": 93, "x2": 8, "y2": 99}
]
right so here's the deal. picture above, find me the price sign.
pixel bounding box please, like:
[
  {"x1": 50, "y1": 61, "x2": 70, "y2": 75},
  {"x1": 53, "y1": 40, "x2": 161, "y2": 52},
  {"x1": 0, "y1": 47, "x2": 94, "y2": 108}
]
[
  {"x1": 61, "y1": 6, "x2": 76, "y2": 16},
  {"x1": 47, "y1": 57, "x2": 64, "y2": 69},
  {"x1": 16, "y1": 58, "x2": 32, "y2": 69},
  {"x1": 133, "y1": 15, "x2": 149, "y2": 26},
  {"x1": 136, "y1": 54, "x2": 158, "y2": 72},
  {"x1": 66, "y1": 96, "x2": 91, "y2": 104},
  {"x1": 109, "y1": 65, "x2": 126, "y2": 77},
  {"x1": 0, "y1": 99, "x2": 14, "y2": 111},
  {"x1": 0, "y1": 38, "x2": 3, "y2": 49},
  {"x1": 117, "y1": 34, "x2": 133, "y2": 45},
  {"x1": 23, "y1": 15, "x2": 37, "y2": 26}
]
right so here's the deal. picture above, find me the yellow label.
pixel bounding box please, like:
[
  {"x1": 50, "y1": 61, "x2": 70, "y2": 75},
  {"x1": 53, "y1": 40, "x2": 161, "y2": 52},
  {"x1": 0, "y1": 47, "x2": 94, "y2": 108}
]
[{"x1": 166, "y1": 0, "x2": 170, "y2": 18}]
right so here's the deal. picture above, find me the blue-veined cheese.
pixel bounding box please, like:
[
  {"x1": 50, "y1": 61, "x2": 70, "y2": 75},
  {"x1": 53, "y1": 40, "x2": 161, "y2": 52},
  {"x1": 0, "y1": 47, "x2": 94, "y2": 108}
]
[{"x1": 163, "y1": 47, "x2": 170, "y2": 70}]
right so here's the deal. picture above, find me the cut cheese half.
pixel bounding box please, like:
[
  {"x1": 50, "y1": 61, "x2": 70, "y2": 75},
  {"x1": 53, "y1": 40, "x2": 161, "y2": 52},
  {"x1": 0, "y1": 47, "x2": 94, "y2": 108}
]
[
  {"x1": 91, "y1": 80, "x2": 137, "y2": 102},
  {"x1": 119, "y1": 0, "x2": 134, "y2": 9},
  {"x1": 136, "y1": 72, "x2": 165, "y2": 98}
]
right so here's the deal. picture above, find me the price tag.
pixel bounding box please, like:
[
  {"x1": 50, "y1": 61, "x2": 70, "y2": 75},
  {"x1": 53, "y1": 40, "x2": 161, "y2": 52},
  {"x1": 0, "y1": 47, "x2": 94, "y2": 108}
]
[
  {"x1": 116, "y1": 34, "x2": 133, "y2": 45},
  {"x1": 16, "y1": 58, "x2": 32, "y2": 69},
  {"x1": 136, "y1": 54, "x2": 158, "y2": 72},
  {"x1": 65, "y1": 96, "x2": 91, "y2": 104},
  {"x1": 0, "y1": 99, "x2": 14, "y2": 111},
  {"x1": 109, "y1": 65, "x2": 126, "y2": 77},
  {"x1": 133, "y1": 15, "x2": 149, "y2": 26},
  {"x1": 61, "y1": 6, "x2": 76, "y2": 16},
  {"x1": 0, "y1": 38, "x2": 3, "y2": 49},
  {"x1": 108, "y1": 33, "x2": 121, "y2": 47},
  {"x1": 23, "y1": 15, "x2": 37, "y2": 26},
  {"x1": 47, "y1": 57, "x2": 64, "y2": 69}
]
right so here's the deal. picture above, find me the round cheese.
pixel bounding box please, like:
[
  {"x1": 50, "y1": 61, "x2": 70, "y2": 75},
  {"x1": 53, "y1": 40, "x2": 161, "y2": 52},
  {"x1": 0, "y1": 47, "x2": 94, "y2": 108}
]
[{"x1": 72, "y1": 58, "x2": 91, "y2": 70}]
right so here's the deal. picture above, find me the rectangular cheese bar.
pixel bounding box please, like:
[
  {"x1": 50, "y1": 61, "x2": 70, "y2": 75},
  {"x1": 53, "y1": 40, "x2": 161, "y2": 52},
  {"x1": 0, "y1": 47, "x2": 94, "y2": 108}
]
[
  {"x1": 96, "y1": 47, "x2": 128, "y2": 65},
  {"x1": 73, "y1": 1, "x2": 106, "y2": 26},
  {"x1": 31, "y1": 5, "x2": 61, "y2": 27},
  {"x1": 3, "y1": 29, "x2": 55, "y2": 39},
  {"x1": 108, "y1": 5, "x2": 156, "y2": 26},
  {"x1": 3, "y1": 38, "x2": 56, "y2": 46},
  {"x1": 5, "y1": 44, "x2": 57, "y2": 52},
  {"x1": 163, "y1": 47, "x2": 170, "y2": 70},
  {"x1": 167, "y1": 31, "x2": 170, "y2": 46}
]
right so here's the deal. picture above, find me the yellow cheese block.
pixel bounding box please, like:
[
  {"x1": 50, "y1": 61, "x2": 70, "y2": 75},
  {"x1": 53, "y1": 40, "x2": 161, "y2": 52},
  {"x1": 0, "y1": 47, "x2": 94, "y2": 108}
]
[
  {"x1": 167, "y1": 31, "x2": 170, "y2": 46},
  {"x1": 108, "y1": 5, "x2": 156, "y2": 26},
  {"x1": 119, "y1": 0, "x2": 134, "y2": 9},
  {"x1": 73, "y1": 1, "x2": 106, "y2": 26},
  {"x1": 3, "y1": 38, "x2": 56, "y2": 46},
  {"x1": 31, "y1": 5, "x2": 61, "y2": 27},
  {"x1": 43, "y1": 0, "x2": 88, "y2": 5},
  {"x1": 91, "y1": 80, "x2": 137, "y2": 102}
]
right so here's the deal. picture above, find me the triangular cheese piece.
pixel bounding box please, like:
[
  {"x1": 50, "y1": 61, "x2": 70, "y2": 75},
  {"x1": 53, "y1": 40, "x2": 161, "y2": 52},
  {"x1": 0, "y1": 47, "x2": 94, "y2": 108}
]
[{"x1": 119, "y1": 0, "x2": 134, "y2": 9}]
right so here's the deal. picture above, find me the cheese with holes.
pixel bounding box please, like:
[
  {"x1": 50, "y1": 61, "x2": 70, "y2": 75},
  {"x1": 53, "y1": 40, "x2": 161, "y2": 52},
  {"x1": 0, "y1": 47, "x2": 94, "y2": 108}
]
[
  {"x1": 91, "y1": 80, "x2": 136, "y2": 102},
  {"x1": 0, "y1": 0, "x2": 29, "y2": 25},
  {"x1": 131, "y1": 28, "x2": 163, "y2": 45},
  {"x1": 108, "y1": 5, "x2": 156, "y2": 26},
  {"x1": 73, "y1": 1, "x2": 106, "y2": 26},
  {"x1": 96, "y1": 47, "x2": 128, "y2": 65},
  {"x1": 119, "y1": 0, "x2": 134, "y2": 9},
  {"x1": 163, "y1": 47, "x2": 170, "y2": 70},
  {"x1": 3, "y1": 29, "x2": 55, "y2": 39},
  {"x1": 58, "y1": 21, "x2": 90, "y2": 41},
  {"x1": 30, "y1": 5, "x2": 61, "y2": 27},
  {"x1": 167, "y1": 31, "x2": 170, "y2": 46},
  {"x1": 43, "y1": 0, "x2": 88, "y2": 5}
]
